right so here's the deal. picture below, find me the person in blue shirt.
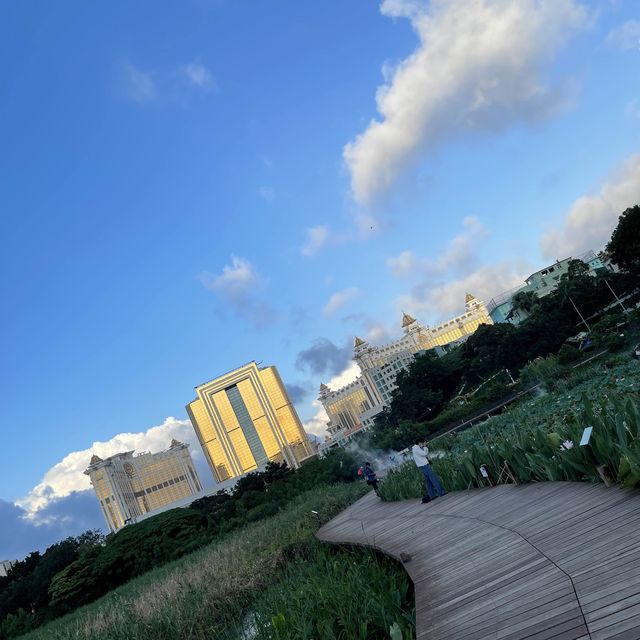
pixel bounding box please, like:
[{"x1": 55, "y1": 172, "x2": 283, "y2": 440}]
[{"x1": 363, "y1": 462, "x2": 379, "y2": 495}]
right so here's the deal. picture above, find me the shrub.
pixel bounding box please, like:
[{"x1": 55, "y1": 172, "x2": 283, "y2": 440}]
[
  {"x1": 558, "y1": 344, "x2": 581, "y2": 365},
  {"x1": 518, "y1": 355, "x2": 565, "y2": 390}
]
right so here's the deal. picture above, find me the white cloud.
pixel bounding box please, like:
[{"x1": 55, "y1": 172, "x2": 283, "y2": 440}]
[
  {"x1": 626, "y1": 99, "x2": 640, "y2": 120},
  {"x1": 606, "y1": 20, "x2": 640, "y2": 50},
  {"x1": 199, "y1": 255, "x2": 258, "y2": 292},
  {"x1": 1, "y1": 493, "x2": 106, "y2": 559},
  {"x1": 183, "y1": 59, "x2": 215, "y2": 89},
  {"x1": 327, "y1": 361, "x2": 361, "y2": 389},
  {"x1": 198, "y1": 256, "x2": 275, "y2": 326},
  {"x1": 17, "y1": 418, "x2": 203, "y2": 517},
  {"x1": 364, "y1": 322, "x2": 393, "y2": 346},
  {"x1": 540, "y1": 154, "x2": 640, "y2": 260},
  {"x1": 120, "y1": 61, "x2": 156, "y2": 103},
  {"x1": 344, "y1": 0, "x2": 587, "y2": 206},
  {"x1": 387, "y1": 216, "x2": 486, "y2": 277},
  {"x1": 398, "y1": 260, "x2": 529, "y2": 319},
  {"x1": 386, "y1": 250, "x2": 418, "y2": 278},
  {"x1": 303, "y1": 403, "x2": 331, "y2": 438},
  {"x1": 390, "y1": 216, "x2": 529, "y2": 319},
  {"x1": 392, "y1": 155, "x2": 640, "y2": 321},
  {"x1": 258, "y1": 186, "x2": 275, "y2": 202},
  {"x1": 301, "y1": 225, "x2": 330, "y2": 256},
  {"x1": 323, "y1": 287, "x2": 361, "y2": 317}
]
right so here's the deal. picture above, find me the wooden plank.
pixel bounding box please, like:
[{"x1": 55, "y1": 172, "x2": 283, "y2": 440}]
[{"x1": 317, "y1": 482, "x2": 640, "y2": 639}]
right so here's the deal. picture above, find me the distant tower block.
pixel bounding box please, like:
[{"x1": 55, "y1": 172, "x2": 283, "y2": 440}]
[{"x1": 186, "y1": 362, "x2": 314, "y2": 483}]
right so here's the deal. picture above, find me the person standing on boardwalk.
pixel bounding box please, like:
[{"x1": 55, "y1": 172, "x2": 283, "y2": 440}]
[
  {"x1": 412, "y1": 438, "x2": 446, "y2": 503},
  {"x1": 363, "y1": 462, "x2": 380, "y2": 496}
]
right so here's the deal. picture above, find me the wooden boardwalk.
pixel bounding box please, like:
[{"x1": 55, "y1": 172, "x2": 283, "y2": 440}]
[{"x1": 317, "y1": 482, "x2": 640, "y2": 640}]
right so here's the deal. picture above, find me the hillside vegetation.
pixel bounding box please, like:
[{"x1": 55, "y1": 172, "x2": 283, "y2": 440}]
[
  {"x1": 0, "y1": 450, "x2": 360, "y2": 639},
  {"x1": 18, "y1": 483, "x2": 415, "y2": 640}
]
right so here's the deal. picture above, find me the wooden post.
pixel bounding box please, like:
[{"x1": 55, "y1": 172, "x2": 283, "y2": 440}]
[{"x1": 596, "y1": 465, "x2": 614, "y2": 488}]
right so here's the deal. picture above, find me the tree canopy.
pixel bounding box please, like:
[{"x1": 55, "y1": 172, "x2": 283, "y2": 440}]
[{"x1": 607, "y1": 205, "x2": 640, "y2": 272}]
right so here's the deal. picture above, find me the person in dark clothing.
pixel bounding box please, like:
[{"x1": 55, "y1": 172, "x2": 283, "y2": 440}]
[{"x1": 363, "y1": 462, "x2": 379, "y2": 495}]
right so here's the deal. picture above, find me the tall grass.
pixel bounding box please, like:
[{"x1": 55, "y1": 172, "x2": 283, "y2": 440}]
[
  {"x1": 20, "y1": 483, "x2": 383, "y2": 640},
  {"x1": 234, "y1": 544, "x2": 414, "y2": 640},
  {"x1": 20, "y1": 483, "x2": 415, "y2": 640}
]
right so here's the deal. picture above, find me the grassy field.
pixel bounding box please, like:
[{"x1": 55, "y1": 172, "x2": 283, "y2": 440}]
[
  {"x1": 380, "y1": 357, "x2": 640, "y2": 501},
  {"x1": 20, "y1": 482, "x2": 415, "y2": 640}
]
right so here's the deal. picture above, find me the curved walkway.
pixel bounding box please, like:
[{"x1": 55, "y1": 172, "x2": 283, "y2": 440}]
[{"x1": 317, "y1": 482, "x2": 640, "y2": 640}]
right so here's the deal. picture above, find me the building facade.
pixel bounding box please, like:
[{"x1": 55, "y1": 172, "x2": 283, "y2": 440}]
[
  {"x1": 84, "y1": 440, "x2": 202, "y2": 533},
  {"x1": 186, "y1": 362, "x2": 314, "y2": 483},
  {"x1": 0, "y1": 560, "x2": 16, "y2": 577},
  {"x1": 319, "y1": 295, "x2": 492, "y2": 449},
  {"x1": 487, "y1": 250, "x2": 607, "y2": 324},
  {"x1": 319, "y1": 377, "x2": 377, "y2": 440}
]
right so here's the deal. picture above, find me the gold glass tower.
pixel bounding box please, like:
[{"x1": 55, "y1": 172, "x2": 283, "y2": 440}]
[{"x1": 186, "y1": 362, "x2": 314, "y2": 482}]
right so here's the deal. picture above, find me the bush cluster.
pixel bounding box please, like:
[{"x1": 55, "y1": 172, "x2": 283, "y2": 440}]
[{"x1": 0, "y1": 449, "x2": 359, "y2": 639}]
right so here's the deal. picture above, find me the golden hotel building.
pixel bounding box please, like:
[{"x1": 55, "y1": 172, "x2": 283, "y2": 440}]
[
  {"x1": 84, "y1": 439, "x2": 202, "y2": 532},
  {"x1": 186, "y1": 362, "x2": 313, "y2": 482}
]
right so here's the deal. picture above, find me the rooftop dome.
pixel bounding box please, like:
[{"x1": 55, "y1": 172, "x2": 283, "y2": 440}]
[{"x1": 401, "y1": 312, "x2": 417, "y2": 328}]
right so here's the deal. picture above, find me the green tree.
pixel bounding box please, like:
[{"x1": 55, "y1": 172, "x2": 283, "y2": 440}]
[
  {"x1": 590, "y1": 312, "x2": 627, "y2": 352},
  {"x1": 565, "y1": 259, "x2": 589, "y2": 280},
  {"x1": 511, "y1": 290, "x2": 539, "y2": 317},
  {"x1": 48, "y1": 547, "x2": 102, "y2": 611},
  {"x1": 557, "y1": 343, "x2": 581, "y2": 365},
  {"x1": 607, "y1": 205, "x2": 640, "y2": 272}
]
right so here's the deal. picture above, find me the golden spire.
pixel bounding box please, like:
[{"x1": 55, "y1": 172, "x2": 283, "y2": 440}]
[{"x1": 354, "y1": 336, "x2": 366, "y2": 347}]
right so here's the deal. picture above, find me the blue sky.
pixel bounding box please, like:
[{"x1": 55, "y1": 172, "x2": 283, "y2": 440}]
[{"x1": 1, "y1": 0, "x2": 639, "y2": 557}]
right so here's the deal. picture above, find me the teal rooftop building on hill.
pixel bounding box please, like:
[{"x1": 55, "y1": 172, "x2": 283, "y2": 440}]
[{"x1": 488, "y1": 250, "x2": 608, "y2": 325}]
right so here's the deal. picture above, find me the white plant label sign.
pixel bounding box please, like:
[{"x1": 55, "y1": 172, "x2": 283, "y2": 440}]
[{"x1": 580, "y1": 426, "x2": 593, "y2": 447}]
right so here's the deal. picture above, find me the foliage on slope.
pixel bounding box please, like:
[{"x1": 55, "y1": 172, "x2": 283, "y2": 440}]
[
  {"x1": 18, "y1": 483, "x2": 414, "y2": 640},
  {"x1": 0, "y1": 449, "x2": 359, "y2": 639}
]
